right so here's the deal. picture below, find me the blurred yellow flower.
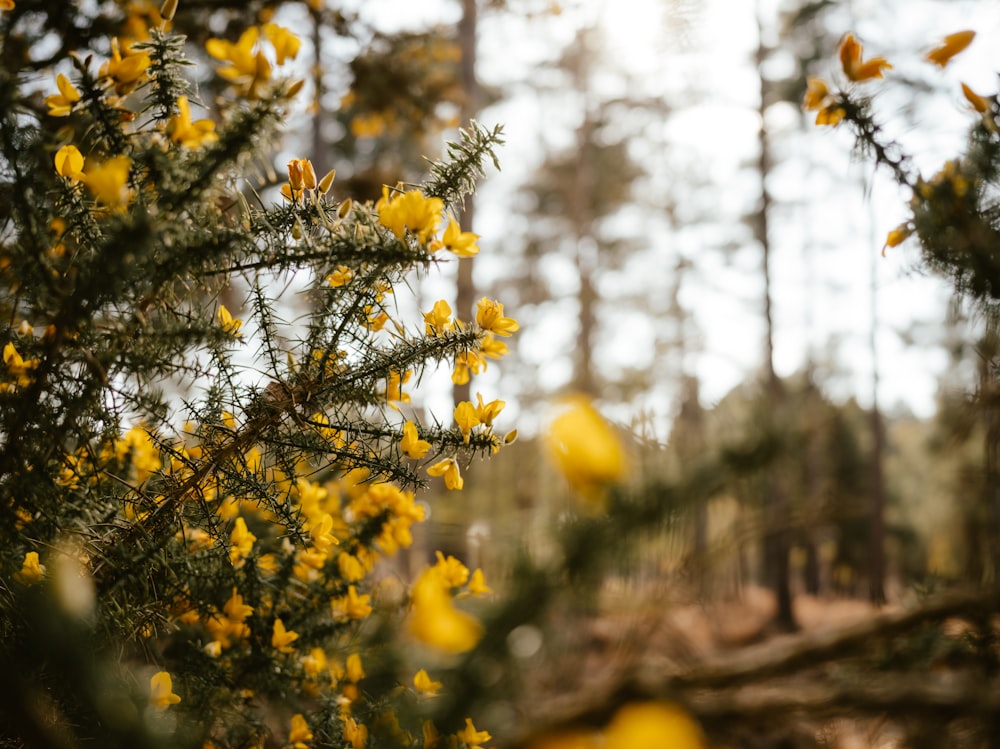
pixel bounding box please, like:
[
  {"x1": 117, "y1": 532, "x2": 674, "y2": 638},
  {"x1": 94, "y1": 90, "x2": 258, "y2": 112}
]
[
  {"x1": 545, "y1": 395, "x2": 626, "y2": 503},
  {"x1": 413, "y1": 668, "x2": 442, "y2": 696},
  {"x1": 100, "y1": 38, "x2": 151, "y2": 95},
  {"x1": 149, "y1": 671, "x2": 181, "y2": 711},
  {"x1": 925, "y1": 30, "x2": 975, "y2": 67},
  {"x1": 168, "y1": 95, "x2": 218, "y2": 149},
  {"x1": 289, "y1": 713, "x2": 313, "y2": 749},
  {"x1": 882, "y1": 223, "x2": 913, "y2": 255},
  {"x1": 962, "y1": 82, "x2": 990, "y2": 114},
  {"x1": 14, "y1": 551, "x2": 45, "y2": 584},
  {"x1": 271, "y1": 618, "x2": 299, "y2": 653},
  {"x1": 838, "y1": 33, "x2": 891, "y2": 82},
  {"x1": 457, "y1": 718, "x2": 491, "y2": 749},
  {"x1": 46, "y1": 73, "x2": 81, "y2": 117},
  {"x1": 345, "y1": 652, "x2": 365, "y2": 682},
  {"x1": 604, "y1": 702, "x2": 705, "y2": 749},
  {"x1": 325, "y1": 265, "x2": 353, "y2": 287},
  {"x1": 4, "y1": 342, "x2": 39, "y2": 387},
  {"x1": 229, "y1": 517, "x2": 256, "y2": 567},
  {"x1": 80, "y1": 155, "x2": 133, "y2": 208},
  {"x1": 341, "y1": 715, "x2": 368, "y2": 749},
  {"x1": 263, "y1": 23, "x2": 301, "y2": 65},
  {"x1": 467, "y1": 568, "x2": 492, "y2": 597},
  {"x1": 206, "y1": 26, "x2": 272, "y2": 98},
  {"x1": 407, "y1": 565, "x2": 482, "y2": 653}
]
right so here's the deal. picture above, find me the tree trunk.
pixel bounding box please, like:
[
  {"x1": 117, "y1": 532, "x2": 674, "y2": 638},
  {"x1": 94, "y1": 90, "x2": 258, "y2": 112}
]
[
  {"x1": 756, "y1": 11, "x2": 795, "y2": 631},
  {"x1": 452, "y1": 0, "x2": 479, "y2": 406}
]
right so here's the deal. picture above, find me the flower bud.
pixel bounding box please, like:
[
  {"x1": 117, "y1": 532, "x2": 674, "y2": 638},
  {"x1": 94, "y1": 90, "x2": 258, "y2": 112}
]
[
  {"x1": 318, "y1": 168, "x2": 336, "y2": 194},
  {"x1": 159, "y1": 0, "x2": 178, "y2": 21}
]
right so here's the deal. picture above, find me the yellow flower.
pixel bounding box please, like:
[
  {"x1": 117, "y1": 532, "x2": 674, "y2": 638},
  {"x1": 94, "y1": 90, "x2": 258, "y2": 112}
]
[
  {"x1": 467, "y1": 568, "x2": 492, "y2": 596},
  {"x1": 377, "y1": 186, "x2": 444, "y2": 244},
  {"x1": 423, "y1": 299, "x2": 453, "y2": 336},
  {"x1": 0, "y1": 1, "x2": 14, "y2": 10},
  {"x1": 149, "y1": 671, "x2": 181, "y2": 711},
  {"x1": 413, "y1": 668, "x2": 442, "y2": 696},
  {"x1": 341, "y1": 715, "x2": 368, "y2": 749},
  {"x1": 168, "y1": 95, "x2": 218, "y2": 149},
  {"x1": 46, "y1": 74, "x2": 81, "y2": 117},
  {"x1": 475, "y1": 393, "x2": 504, "y2": 427},
  {"x1": 331, "y1": 584, "x2": 373, "y2": 620},
  {"x1": 401, "y1": 420, "x2": 431, "y2": 459},
  {"x1": 54, "y1": 145, "x2": 84, "y2": 181},
  {"x1": 407, "y1": 566, "x2": 482, "y2": 653},
  {"x1": 603, "y1": 702, "x2": 706, "y2": 749},
  {"x1": 271, "y1": 618, "x2": 299, "y2": 653},
  {"x1": 263, "y1": 23, "x2": 301, "y2": 65},
  {"x1": 427, "y1": 457, "x2": 463, "y2": 491},
  {"x1": 223, "y1": 588, "x2": 254, "y2": 622},
  {"x1": 545, "y1": 395, "x2": 626, "y2": 503},
  {"x1": 457, "y1": 718, "x2": 491, "y2": 749},
  {"x1": 79, "y1": 155, "x2": 133, "y2": 208},
  {"x1": 206, "y1": 26, "x2": 271, "y2": 98},
  {"x1": 217, "y1": 304, "x2": 243, "y2": 337},
  {"x1": 882, "y1": 223, "x2": 913, "y2": 255},
  {"x1": 345, "y1": 652, "x2": 365, "y2": 682},
  {"x1": 289, "y1": 713, "x2": 313, "y2": 749},
  {"x1": 4, "y1": 342, "x2": 39, "y2": 387},
  {"x1": 229, "y1": 517, "x2": 256, "y2": 567},
  {"x1": 337, "y1": 552, "x2": 367, "y2": 582},
  {"x1": 925, "y1": 30, "x2": 975, "y2": 68},
  {"x1": 100, "y1": 38, "x2": 151, "y2": 95},
  {"x1": 325, "y1": 265, "x2": 353, "y2": 287},
  {"x1": 438, "y1": 217, "x2": 479, "y2": 257},
  {"x1": 433, "y1": 550, "x2": 469, "y2": 587},
  {"x1": 480, "y1": 335, "x2": 509, "y2": 359},
  {"x1": 454, "y1": 401, "x2": 480, "y2": 444},
  {"x1": 838, "y1": 33, "x2": 891, "y2": 82},
  {"x1": 384, "y1": 369, "x2": 412, "y2": 406},
  {"x1": 802, "y1": 76, "x2": 831, "y2": 109},
  {"x1": 475, "y1": 297, "x2": 519, "y2": 337},
  {"x1": 814, "y1": 105, "x2": 845, "y2": 127},
  {"x1": 962, "y1": 82, "x2": 990, "y2": 114},
  {"x1": 14, "y1": 551, "x2": 45, "y2": 584},
  {"x1": 308, "y1": 512, "x2": 339, "y2": 553}
]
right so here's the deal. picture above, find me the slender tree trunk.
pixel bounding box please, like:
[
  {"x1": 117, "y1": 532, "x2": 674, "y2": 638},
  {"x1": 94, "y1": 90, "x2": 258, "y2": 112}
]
[
  {"x1": 569, "y1": 28, "x2": 598, "y2": 397},
  {"x1": 979, "y1": 327, "x2": 1000, "y2": 584},
  {"x1": 869, "y1": 242, "x2": 886, "y2": 604},
  {"x1": 756, "y1": 12, "x2": 795, "y2": 631},
  {"x1": 310, "y1": 8, "x2": 324, "y2": 166},
  {"x1": 453, "y1": 0, "x2": 479, "y2": 406}
]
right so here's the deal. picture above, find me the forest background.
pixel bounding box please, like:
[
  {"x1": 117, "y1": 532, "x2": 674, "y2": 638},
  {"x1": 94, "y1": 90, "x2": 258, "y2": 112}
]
[{"x1": 3, "y1": 0, "x2": 1000, "y2": 747}]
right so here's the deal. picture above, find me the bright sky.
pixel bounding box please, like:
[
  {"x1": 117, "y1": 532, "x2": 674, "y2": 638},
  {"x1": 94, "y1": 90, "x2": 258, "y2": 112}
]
[{"x1": 351, "y1": 0, "x2": 1000, "y2": 435}]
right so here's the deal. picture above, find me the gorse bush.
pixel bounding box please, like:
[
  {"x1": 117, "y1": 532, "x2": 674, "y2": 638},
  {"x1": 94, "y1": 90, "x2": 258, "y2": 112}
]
[{"x1": 0, "y1": 3, "x2": 524, "y2": 746}]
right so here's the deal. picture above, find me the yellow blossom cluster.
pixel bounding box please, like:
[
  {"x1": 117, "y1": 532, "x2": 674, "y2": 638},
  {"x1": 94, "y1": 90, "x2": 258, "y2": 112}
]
[
  {"x1": 206, "y1": 23, "x2": 301, "y2": 99},
  {"x1": 407, "y1": 550, "x2": 492, "y2": 654}
]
